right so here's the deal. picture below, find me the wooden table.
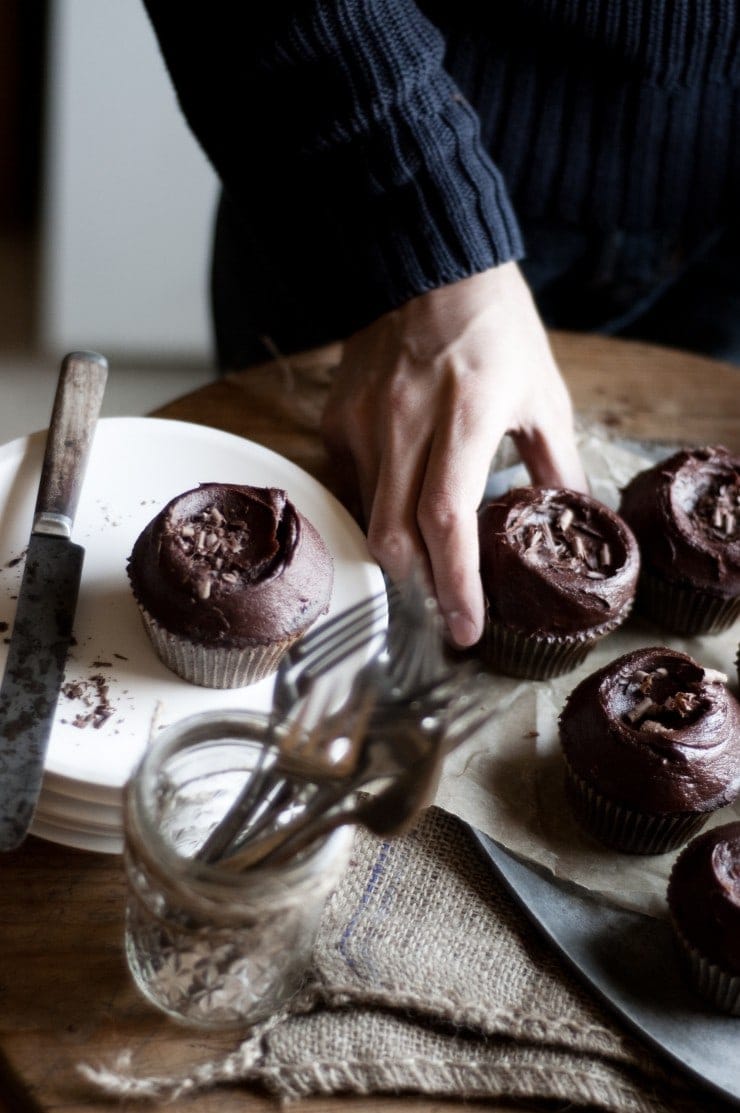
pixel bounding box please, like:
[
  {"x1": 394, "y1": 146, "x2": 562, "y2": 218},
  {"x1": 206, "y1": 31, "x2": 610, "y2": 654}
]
[{"x1": 0, "y1": 332, "x2": 738, "y2": 1113}]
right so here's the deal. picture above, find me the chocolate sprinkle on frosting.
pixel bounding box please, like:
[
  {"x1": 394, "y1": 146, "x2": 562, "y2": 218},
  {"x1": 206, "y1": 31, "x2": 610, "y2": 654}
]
[
  {"x1": 479, "y1": 487, "x2": 640, "y2": 637},
  {"x1": 127, "y1": 483, "x2": 333, "y2": 647},
  {"x1": 619, "y1": 445, "x2": 740, "y2": 597}
]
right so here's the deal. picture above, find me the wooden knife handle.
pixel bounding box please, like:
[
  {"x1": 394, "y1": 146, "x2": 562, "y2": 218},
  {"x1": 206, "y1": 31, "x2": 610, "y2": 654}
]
[{"x1": 33, "y1": 351, "x2": 108, "y2": 536}]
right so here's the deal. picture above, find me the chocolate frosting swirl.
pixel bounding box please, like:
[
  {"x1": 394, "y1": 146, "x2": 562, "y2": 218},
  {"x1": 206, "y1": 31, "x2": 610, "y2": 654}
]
[
  {"x1": 559, "y1": 647, "x2": 740, "y2": 815},
  {"x1": 668, "y1": 822, "x2": 740, "y2": 975},
  {"x1": 127, "y1": 484, "x2": 334, "y2": 646},
  {"x1": 478, "y1": 487, "x2": 640, "y2": 636},
  {"x1": 618, "y1": 445, "x2": 740, "y2": 598}
]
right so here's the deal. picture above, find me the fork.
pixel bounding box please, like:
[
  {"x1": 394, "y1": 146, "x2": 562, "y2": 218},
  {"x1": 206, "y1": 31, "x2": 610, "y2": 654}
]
[
  {"x1": 203, "y1": 656, "x2": 462, "y2": 864},
  {"x1": 271, "y1": 567, "x2": 441, "y2": 720},
  {"x1": 199, "y1": 571, "x2": 458, "y2": 865},
  {"x1": 196, "y1": 673, "x2": 382, "y2": 864},
  {"x1": 218, "y1": 692, "x2": 498, "y2": 871},
  {"x1": 196, "y1": 593, "x2": 394, "y2": 864},
  {"x1": 272, "y1": 584, "x2": 395, "y2": 716}
]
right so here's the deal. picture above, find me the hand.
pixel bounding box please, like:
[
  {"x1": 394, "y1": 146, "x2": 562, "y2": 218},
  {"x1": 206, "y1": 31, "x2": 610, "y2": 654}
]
[{"x1": 320, "y1": 261, "x2": 588, "y2": 648}]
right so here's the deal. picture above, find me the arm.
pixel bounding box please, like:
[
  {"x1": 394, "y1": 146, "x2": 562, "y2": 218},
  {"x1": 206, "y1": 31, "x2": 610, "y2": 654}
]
[
  {"x1": 322, "y1": 263, "x2": 587, "y2": 648},
  {"x1": 142, "y1": 0, "x2": 522, "y2": 341},
  {"x1": 143, "y1": 1, "x2": 586, "y2": 646}
]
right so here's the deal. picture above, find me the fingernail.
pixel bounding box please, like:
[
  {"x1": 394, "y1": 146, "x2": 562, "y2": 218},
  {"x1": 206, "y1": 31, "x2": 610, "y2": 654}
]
[{"x1": 446, "y1": 611, "x2": 481, "y2": 649}]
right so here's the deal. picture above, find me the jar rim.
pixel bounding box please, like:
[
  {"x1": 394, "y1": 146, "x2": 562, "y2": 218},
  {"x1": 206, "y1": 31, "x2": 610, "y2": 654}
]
[{"x1": 126, "y1": 708, "x2": 346, "y2": 890}]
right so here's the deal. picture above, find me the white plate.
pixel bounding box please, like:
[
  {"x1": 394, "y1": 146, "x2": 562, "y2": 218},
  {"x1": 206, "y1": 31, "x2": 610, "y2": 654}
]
[
  {"x1": 35, "y1": 786, "x2": 121, "y2": 828},
  {"x1": 37, "y1": 770, "x2": 126, "y2": 807},
  {"x1": 32, "y1": 800, "x2": 116, "y2": 835},
  {"x1": 29, "y1": 815, "x2": 123, "y2": 856},
  {"x1": 0, "y1": 416, "x2": 384, "y2": 812}
]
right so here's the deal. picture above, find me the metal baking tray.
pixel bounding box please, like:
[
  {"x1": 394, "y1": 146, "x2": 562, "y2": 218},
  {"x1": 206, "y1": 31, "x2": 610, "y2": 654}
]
[{"x1": 472, "y1": 828, "x2": 740, "y2": 1107}]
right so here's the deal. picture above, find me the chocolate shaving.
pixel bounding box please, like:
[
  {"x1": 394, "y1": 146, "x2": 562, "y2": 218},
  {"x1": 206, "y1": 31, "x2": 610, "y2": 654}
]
[
  {"x1": 558, "y1": 508, "x2": 573, "y2": 532},
  {"x1": 571, "y1": 535, "x2": 586, "y2": 561},
  {"x1": 61, "y1": 673, "x2": 114, "y2": 730},
  {"x1": 173, "y1": 502, "x2": 259, "y2": 595},
  {"x1": 626, "y1": 696, "x2": 657, "y2": 723},
  {"x1": 520, "y1": 499, "x2": 617, "y2": 577},
  {"x1": 694, "y1": 475, "x2": 740, "y2": 540},
  {"x1": 624, "y1": 665, "x2": 706, "y2": 728}
]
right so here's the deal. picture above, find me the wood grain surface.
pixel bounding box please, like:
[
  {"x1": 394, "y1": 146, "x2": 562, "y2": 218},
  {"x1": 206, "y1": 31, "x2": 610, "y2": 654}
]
[{"x1": 0, "y1": 331, "x2": 737, "y2": 1113}]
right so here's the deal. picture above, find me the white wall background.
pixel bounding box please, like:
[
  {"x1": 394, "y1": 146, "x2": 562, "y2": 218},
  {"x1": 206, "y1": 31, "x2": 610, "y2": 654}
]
[{"x1": 40, "y1": 0, "x2": 218, "y2": 362}]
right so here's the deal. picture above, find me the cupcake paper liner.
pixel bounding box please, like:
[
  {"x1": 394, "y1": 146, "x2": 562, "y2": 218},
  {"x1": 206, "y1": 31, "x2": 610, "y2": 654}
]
[
  {"x1": 564, "y1": 763, "x2": 709, "y2": 855},
  {"x1": 636, "y1": 567, "x2": 740, "y2": 637},
  {"x1": 138, "y1": 605, "x2": 298, "y2": 688},
  {"x1": 484, "y1": 600, "x2": 634, "y2": 681},
  {"x1": 670, "y1": 921, "x2": 740, "y2": 1016},
  {"x1": 484, "y1": 621, "x2": 593, "y2": 680}
]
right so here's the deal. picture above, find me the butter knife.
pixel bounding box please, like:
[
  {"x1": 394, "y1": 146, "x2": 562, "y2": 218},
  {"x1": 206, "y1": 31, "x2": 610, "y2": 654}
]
[{"x1": 0, "y1": 352, "x2": 108, "y2": 851}]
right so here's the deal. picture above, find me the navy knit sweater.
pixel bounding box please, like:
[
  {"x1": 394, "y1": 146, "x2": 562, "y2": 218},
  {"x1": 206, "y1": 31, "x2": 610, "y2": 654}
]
[{"x1": 143, "y1": 1, "x2": 740, "y2": 363}]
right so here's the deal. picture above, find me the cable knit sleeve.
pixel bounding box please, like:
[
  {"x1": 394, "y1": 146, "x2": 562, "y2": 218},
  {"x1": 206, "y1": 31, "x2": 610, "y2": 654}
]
[{"x1": 142, "y1": 0, "x2": 523, "y2": 350}]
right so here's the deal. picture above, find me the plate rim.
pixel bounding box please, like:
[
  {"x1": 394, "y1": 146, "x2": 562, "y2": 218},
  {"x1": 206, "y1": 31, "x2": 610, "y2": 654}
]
[{"x1": 1, "y1": 414, "x2": 384, "y2": 805}]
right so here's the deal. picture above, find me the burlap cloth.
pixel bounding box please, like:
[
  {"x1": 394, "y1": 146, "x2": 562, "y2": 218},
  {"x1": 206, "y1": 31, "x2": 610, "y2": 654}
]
[{"x1": 81, "y1": 805, "x2": 720, "y2": 1111}]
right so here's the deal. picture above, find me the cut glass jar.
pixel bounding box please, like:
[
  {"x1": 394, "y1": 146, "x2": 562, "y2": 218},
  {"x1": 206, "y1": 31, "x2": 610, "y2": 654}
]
[{"x1": 123, "y1": 709, "x2": 352, "y2": 1029}]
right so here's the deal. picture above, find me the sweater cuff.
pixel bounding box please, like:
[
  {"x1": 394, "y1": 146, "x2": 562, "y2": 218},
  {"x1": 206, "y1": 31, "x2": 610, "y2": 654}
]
[
  {"x1": 333, "y1": 76, "x2": 525, "y2": 318},
  {"x1": 145, "y1": 0, "x2": 524, "y2": 349},
  {"x1": 235, "y1": 76, "x2": 524, "y2": 345}
]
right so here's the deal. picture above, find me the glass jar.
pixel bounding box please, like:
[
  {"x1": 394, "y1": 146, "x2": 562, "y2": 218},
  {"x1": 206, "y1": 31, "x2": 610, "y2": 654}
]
[{"x1": 123, "y1": 709, "x2": 353, "y2": 1030}]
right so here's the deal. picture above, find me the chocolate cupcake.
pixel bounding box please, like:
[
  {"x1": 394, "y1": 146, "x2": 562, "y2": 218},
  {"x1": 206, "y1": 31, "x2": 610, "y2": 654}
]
[
  {"x1": 667, "y1": 822, "x2": 740, "y2": 1015},
  {"x1": 128, "y1": 483, "x2": 334, "y2": 687},
  {"x1": 478, "y1": 487, "x2": 639, "y2": 679},
  {"x1": 559, "y1": 648, "x2": 740, "y2": 854},
  {"x1": 618, "y1": 445, "x2": 740, "y2": 636}
]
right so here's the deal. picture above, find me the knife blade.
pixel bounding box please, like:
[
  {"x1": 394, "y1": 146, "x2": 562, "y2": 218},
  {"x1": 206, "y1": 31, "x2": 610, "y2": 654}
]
[
  {"x1": 0, "y1": 351, "x2": 108, "y2": 851},
  {"x1": 471, "y1": 827, "x2": 740, "y2": 1107}
]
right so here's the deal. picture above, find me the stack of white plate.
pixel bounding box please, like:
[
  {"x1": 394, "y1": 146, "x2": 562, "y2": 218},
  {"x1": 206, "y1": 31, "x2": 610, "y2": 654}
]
[{"x1": 0, "y1": 417, "x2": 383, "y2": 854}]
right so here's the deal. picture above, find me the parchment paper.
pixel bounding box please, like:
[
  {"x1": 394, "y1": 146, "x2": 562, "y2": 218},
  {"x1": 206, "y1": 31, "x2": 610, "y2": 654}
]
[{"x1": 435, "y1": 429, "x2": 740, "y2": 920}]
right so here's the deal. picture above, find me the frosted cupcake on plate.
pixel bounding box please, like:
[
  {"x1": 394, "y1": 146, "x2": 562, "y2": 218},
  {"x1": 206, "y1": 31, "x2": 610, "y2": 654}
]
[
  {"x1": 667, "y1": 821, "x2": 740, "y2": 1015},
  {"x1": 127, "y1": 483, "x2": 333, "y2": 687},
  {"x1": 559, "y1": 647, "x2": 740, "y2": 854},
  {"x1": 478, "y1": 487, "x2": 640, "y2": 679},
  {"x1": 618, "y1": 445, "x2": 740, "y2": 636}
]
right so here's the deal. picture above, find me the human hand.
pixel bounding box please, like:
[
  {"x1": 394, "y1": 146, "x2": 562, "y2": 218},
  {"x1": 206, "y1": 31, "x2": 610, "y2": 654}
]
[{"x1": 320, "y1": 261, "x2": 588, "y2": 648}]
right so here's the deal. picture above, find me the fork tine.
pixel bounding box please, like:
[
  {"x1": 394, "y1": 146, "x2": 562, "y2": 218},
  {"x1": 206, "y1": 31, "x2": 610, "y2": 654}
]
[
  {"x1": 290, "y1": 585, "x2": 396, "y2": 665},
  {"x1": 441, "y1": 703, "x2": 498, "y2": 753},
  {"x1": 288, "y1": 683, "x2": 340, "y2": 760},
  {"x1": 294, "y1": 628, "x2": 385, "y2": 696},
  {"x1": 218, "y1": 691, "x2": 378, "y2": 873},
  {"x1": 385, "y1": 574, "x2": 448, "y2": 695},
  {"x1": 398, "y1": 659, "x2": 479, "y2": 705},
  {"x1": 279, "y1": 673, "x2": 381, "y2": 780},
  {"x1": 272, "y1": 585, "x2": 395, "y2": 716},
  {"x1": 194, "y1": 702, "x2": 313, "y2": 864}
]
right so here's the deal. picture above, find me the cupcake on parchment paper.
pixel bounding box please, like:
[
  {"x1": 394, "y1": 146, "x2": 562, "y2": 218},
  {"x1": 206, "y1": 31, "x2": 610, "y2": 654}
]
[
  {"x1": 618, "y1": 444, "x2": 740, "y2": 636},
  {"x1": 667, "y1": 821, "x2": 740, "y2": 1015},
  {"x1": 478, "y1": 487, "x2": 639, "y2": 679},
  {"x1": 559, "y1": 647, "x2": 740, "y2": 854},
  {"x1": 127, "y1": 483, "x2": 333, "y2": 688}
]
